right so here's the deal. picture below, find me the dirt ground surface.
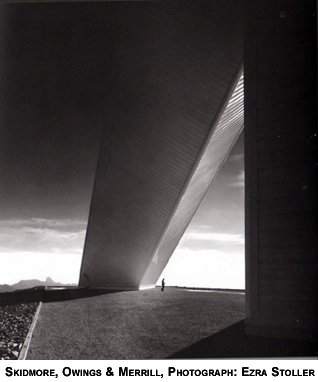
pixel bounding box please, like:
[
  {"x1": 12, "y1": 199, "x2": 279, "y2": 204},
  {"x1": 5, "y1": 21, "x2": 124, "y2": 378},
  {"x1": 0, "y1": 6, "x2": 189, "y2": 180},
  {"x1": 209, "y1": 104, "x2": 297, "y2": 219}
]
[
  {"x1": 27, "y1": 287, "x2": 245, "y2": 359},
  {"x1": 0, "y1": 303, "x2": 38, "y2": 359}
]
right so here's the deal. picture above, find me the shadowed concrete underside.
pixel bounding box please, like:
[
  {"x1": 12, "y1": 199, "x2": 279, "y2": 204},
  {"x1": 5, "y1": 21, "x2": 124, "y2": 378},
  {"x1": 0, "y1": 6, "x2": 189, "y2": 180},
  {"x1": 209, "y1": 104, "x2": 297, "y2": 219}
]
[{"x1": 79, "y1": 0, "x2": 244, "y2": 289}]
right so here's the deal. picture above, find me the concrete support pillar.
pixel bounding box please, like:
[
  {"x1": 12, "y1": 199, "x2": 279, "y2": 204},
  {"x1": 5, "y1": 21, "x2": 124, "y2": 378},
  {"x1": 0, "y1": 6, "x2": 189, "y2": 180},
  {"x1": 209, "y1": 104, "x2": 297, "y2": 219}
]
[{"x1": 244, "y1": 0, "x2": 317, "y2": 340}]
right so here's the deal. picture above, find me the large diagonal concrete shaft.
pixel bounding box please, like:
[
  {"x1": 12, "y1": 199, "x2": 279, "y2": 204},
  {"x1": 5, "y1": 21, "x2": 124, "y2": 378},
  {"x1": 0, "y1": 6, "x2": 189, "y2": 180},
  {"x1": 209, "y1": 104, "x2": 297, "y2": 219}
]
[{"x1": 79, "y1": 0, "x2": 244, "y2": 289}]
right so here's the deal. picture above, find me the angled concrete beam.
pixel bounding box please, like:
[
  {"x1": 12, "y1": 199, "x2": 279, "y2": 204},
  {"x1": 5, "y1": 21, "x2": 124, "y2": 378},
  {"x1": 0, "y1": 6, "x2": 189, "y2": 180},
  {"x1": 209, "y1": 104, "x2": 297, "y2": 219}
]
[
  {"x1": 140, "y1": 70, "x2": 244, "y2": 288},
  {"x1": 79, "y1": 0, "x2": 244, "y2": 289}
]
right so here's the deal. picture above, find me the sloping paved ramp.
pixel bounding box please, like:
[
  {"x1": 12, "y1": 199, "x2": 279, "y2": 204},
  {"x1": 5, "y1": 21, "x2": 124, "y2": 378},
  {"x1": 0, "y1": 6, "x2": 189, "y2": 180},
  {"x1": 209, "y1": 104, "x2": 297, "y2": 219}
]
[{"x1": 27, "y1": 288, "x2": 244, "y2": 359}]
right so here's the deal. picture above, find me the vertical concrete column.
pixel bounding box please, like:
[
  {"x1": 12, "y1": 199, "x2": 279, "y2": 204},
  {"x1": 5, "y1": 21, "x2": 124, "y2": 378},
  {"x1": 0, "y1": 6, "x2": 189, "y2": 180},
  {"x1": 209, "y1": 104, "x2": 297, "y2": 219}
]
[{"x1": 244, "y1": 0, "x2": 317, "y2": 339}]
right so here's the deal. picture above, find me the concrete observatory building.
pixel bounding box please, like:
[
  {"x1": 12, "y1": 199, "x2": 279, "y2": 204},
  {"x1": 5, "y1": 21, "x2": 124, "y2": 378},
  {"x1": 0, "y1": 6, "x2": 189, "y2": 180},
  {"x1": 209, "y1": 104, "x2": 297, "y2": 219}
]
[{"x1": 78, "y1": 0, "x2": 317, "y2": 341}]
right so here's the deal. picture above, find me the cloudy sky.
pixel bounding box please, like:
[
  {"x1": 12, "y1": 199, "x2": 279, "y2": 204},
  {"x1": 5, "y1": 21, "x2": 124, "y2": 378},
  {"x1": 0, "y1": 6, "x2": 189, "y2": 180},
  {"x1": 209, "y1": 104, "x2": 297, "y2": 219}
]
[{"x1": 0, "y1": 2, "x2": 244, "y2": 288}]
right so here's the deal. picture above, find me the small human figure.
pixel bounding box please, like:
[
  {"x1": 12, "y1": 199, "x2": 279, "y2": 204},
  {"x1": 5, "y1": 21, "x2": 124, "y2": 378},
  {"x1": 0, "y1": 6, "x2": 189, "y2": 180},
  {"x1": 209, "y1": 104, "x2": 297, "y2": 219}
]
[{"x1": 161, "y1": 278, "x2": 165, "y2": 292}]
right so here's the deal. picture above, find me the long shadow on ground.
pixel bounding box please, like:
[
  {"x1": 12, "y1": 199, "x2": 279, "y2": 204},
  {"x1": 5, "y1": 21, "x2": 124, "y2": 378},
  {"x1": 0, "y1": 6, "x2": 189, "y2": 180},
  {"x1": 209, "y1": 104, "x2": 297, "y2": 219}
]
[
  {"x1": 0, "y1": 287, "x2": 120, "y2": 306},
  {"x1": 168, "y1": 320, "x2": 318, "y2": 358}
]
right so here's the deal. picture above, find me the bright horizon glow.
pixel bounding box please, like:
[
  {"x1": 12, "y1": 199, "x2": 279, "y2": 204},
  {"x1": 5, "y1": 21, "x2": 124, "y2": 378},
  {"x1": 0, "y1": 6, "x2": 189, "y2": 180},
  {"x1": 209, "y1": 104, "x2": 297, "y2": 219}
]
[
  {"x1": 0, "y1": 252, "x2": 82, "y2": 285},
  {"x1": 0, "y1": 218, "x2": 85, "y2": 285},
  {"x1": 158, "y1": 248, "x2": 245, "y2": 290},
  {"x1": 0, "y1": 222, "x2": 245, "y2": 288}
]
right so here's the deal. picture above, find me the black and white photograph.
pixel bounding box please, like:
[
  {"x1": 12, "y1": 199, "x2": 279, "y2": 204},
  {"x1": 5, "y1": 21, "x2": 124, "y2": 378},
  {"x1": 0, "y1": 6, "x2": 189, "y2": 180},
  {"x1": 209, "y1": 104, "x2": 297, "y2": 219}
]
[{"x1": 0, "y1": 0, "x2": 317, "y2": 362}]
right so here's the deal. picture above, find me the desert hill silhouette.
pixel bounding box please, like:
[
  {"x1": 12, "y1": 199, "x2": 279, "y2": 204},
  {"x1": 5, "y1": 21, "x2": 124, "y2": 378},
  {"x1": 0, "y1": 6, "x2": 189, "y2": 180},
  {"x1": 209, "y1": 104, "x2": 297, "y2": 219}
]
[{"x1": 0, "y1": 277, "x2": 76, "y2": 292}]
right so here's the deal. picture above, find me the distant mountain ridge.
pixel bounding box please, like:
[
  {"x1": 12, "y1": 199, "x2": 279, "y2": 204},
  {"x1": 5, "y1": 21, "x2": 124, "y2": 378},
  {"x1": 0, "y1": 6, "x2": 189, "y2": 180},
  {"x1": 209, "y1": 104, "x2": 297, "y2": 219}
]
[
  {"x1": 0, "y1": 277, "x2": 77, "y2": 292},
  {"x1": 0, "y1": 284, "x2": 15, "y2": 293}
]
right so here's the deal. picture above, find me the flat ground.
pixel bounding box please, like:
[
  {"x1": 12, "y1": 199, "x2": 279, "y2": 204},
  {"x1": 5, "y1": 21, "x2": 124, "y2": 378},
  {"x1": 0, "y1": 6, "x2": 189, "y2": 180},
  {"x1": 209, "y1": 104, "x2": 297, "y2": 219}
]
[{"x1": 27, "y1": 287, "x2": 245, "y2": 359}]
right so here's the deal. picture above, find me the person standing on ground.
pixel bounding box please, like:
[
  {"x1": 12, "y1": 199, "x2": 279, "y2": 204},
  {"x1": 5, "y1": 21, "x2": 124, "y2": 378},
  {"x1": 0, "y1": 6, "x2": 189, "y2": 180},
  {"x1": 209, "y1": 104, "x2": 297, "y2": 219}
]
[{"x1": 161, "y1": 278, "x2": 165, "y2": 292}]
